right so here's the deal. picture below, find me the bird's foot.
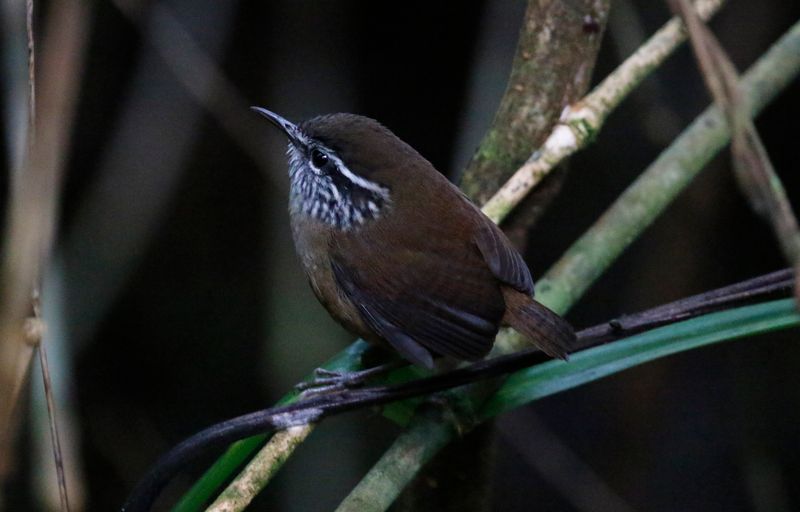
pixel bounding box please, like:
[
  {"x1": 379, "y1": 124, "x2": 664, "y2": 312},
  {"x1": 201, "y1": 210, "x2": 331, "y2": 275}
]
[{"x1": 295, "y1": 361, "x2": 404, "y2": 398}]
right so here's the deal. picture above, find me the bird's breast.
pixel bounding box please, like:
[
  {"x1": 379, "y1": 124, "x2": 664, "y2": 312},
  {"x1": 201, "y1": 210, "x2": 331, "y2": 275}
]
[{"x1": 289, "y1": 212, "x2": 378, "y2": 342}]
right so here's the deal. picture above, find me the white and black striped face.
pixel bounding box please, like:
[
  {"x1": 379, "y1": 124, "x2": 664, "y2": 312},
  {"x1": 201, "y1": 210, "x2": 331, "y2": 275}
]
[
  {"x1": 252, "y1": 107, "x2": 391, "y2": 231},
  {"x1": 285, "y1": 138, "x2": 390, "y2": 230}
]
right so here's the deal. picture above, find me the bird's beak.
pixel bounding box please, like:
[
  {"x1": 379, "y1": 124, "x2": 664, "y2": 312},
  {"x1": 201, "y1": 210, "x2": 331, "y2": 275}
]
[{"x1": 250, "y1": 106, "x2": 305, "y2": 146}]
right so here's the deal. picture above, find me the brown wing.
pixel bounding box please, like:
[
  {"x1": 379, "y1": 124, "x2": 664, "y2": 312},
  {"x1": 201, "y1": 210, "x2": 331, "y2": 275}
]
[
  {"x1": 330, "y1": 188, "x2": 507, "y2": 368},
  {"x1": 473, "y1": 214, "x2": 534, "y2": 294},
  {"x1": 470, "y1": 197, "x2": 575, "y2": 358},
  {"x1": 330, "y1": 246, "x2": 503, "y2": 368}
]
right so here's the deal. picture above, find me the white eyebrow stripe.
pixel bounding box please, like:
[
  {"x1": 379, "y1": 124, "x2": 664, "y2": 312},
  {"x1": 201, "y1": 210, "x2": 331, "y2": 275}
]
[{"x1": 326, "y1": 151, "x2": 389, "y2": 196}]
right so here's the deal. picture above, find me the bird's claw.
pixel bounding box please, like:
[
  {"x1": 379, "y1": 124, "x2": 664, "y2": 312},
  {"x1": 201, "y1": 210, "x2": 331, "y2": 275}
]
[
  {"x1": 294, "y1": 361, "x2": 405, "y2": 398},
  {"x1": 294, "y1": 368, "x2": 367, "y2": 398}
]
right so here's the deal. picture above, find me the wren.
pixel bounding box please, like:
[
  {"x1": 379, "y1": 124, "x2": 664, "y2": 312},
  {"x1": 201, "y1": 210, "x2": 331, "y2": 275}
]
[{"x1": 253, "y1": 107, "x2": 575, "y2": 370}]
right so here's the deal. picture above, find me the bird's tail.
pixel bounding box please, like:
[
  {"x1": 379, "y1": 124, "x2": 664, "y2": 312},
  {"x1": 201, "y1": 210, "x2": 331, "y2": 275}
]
[{"x1": 501, "y1": 287, "x2": 575, "y2": 360}]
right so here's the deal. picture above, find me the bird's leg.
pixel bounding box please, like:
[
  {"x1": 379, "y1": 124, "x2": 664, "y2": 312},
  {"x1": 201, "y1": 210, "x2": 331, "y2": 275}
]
[{"x1": 295, "y1": 360, "x2": 406, "y2": 396}]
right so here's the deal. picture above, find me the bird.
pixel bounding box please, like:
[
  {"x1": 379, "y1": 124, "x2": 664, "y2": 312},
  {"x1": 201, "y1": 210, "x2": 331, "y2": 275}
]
[{"x1": 253, "y1": 107, "x2": 575, "y2": 371}]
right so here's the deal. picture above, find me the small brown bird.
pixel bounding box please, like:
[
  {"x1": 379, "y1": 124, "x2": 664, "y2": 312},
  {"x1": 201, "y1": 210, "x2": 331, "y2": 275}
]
[{"x1": 254, "y1": 108, "x2": 574, "y2": 369}]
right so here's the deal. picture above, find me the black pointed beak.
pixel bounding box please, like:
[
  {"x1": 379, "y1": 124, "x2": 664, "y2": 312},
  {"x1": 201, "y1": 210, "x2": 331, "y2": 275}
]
[{"x1": 250, "y1": 106, "x2": 305, "y2": 146}]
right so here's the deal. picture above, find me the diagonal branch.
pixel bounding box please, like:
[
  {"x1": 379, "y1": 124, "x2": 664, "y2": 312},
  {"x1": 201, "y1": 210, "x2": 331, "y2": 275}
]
[
  {"x1": 459, "y1": 0, "x2": 610, "y2": 251},
  {"x1": 481, "y1": 0, "x2": 726, "y2": 224},
  {"x1": 533, "y1": 18, "x2": 800, "y2": 317},
  {"x1": 207, "y1": 264, "x2": 793, "y2": 512},
  {"x1": 670, "y1": 0, "x2": 800, "y2": 301},
  {"x1": 339, "y1": 19, "x2": 800, "y2": 512},
  {"x1": 34, "y1": 304, "x2": 71, "y2": 512},
  {"x1": 406, "y1": 2, "x2": 611, "y2": 510},
  {"x1": 120, "y1": 269, "x2": 797, "y2": 512}
]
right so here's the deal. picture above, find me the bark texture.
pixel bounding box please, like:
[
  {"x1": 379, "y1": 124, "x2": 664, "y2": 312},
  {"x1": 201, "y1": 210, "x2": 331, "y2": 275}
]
[
  {"x1": 461, "y1": 0, "x2": 609, "y2": 246},
  {"x1": 395, "y1": 2, "x2": 610, "y2": 511}
]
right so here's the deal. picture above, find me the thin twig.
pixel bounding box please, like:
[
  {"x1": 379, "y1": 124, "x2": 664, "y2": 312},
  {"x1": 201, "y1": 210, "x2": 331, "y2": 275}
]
[
  {"x1": 26, "y1": 3, "x2": 68, "y2": 509},
  {"x1": 37, "y1": 345, "x2": 69, "y2": 511},
  {"x1": 0, "y1": 0, "x2": 89, "y2": 497},
  {"x1": 671, "y1": 0, "x2": 800, "y2": 301},
  {"x1": 574, "y1": 268, "x2": 794, "y2": 347},
  {"x1": 32, "y1": 294, "x2": 70, "y2": 512},
  {"x1": 121, "y1": 269, "x2": 795, "y2": 512},
  {"x1": 26, "y1": 0, "x2": 35, "y2": 145},
  {"x1": 481, "y1": 0, "x2": 726, "y2": 224}
]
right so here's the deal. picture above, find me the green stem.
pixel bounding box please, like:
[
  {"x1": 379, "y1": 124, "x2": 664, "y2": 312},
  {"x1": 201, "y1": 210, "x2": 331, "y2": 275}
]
[
  {"x1": 480, "y1": 0, "x2": 726, "y2": 224},
  {"x1": 334, "y1": 20, "x2": 800, "y2": 512},
  {"x1": 205, "y1": 425, "x2": 314, "y2": 511},
  {"x1": 171, "y1": 342, "x2": 371, "y2": 512},
  {"x1": 336, "y1": 298, "x2": 798, "y2": 512},
  {"x1": 536, "y1": 18, "x2": 800, "y2": 315},
  {"x1": 335, "y1": 407, "x2": 457, "y2": 512}
]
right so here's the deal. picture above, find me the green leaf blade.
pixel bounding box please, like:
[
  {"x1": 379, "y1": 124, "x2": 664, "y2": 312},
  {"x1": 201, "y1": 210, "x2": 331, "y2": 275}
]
[{"x1": 480, "y1": 299, "x2": 799, "y2": 420}]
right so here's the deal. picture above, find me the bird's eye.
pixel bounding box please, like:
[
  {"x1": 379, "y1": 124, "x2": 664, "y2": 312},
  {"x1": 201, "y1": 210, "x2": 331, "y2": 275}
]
[{"x1": 310, "y1": 148, "x2": 329, "y2": 169}]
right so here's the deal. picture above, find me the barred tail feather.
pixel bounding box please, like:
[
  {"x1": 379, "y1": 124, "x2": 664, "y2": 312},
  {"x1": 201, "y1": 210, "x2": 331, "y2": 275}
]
[{"x1": 501, "y1": 287, "x2": 575, "y2": 360}]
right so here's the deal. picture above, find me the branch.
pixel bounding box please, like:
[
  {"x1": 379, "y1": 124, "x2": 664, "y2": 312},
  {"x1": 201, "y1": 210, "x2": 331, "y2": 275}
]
[
  {"x1": 534, "y1": 17, "x2": 800, "y2": 317},
  {"x1": 222, "y1": 266, "x2": 795, "y2": 499},
  {"x1": 460, "y1": 0, "x2": 609, "y2": 202},
  {"x1": 204, "y1": 425, "x2": 314, "y2": 512},
  {"x1": 120, "y1": 269, "x2": 796, "y2": 512},
  {"x1": 339, "y1": 19, "x2": 800, "y2": 512},
  {"x1": 411, "y1": 2, "x2": 610, "y2": 510},
  {"x1": 459, "y1": 0, "x2": 610, "y2": 247},
  {"x1": 481, "y1": 0, "x2": 725, "y2": 224},
  {"x1": 35, "y1": 311, "x2": 71, "y2": 512}
]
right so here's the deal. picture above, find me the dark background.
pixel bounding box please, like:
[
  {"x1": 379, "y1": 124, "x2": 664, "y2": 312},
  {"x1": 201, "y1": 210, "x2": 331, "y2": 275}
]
[{"x1": 3, "y1": 0, "x2": 800, "y2": 510}]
